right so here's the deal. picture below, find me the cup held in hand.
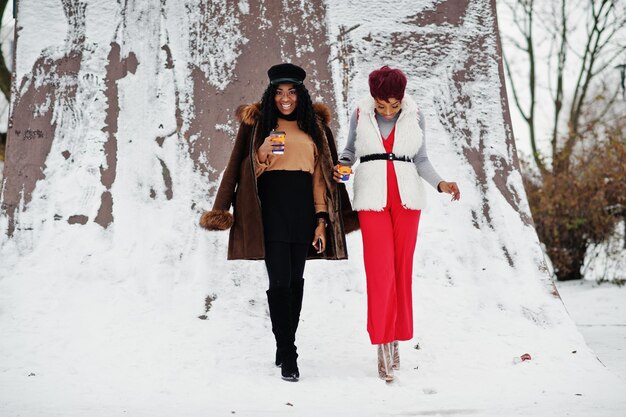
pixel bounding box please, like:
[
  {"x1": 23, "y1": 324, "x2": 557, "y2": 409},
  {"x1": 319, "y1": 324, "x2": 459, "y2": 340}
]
[
  {"x1": 337, "y1": 165, "x2": 352, "y2": 182},
  {"x1": 270, "y1": 131, "x2": 286, "y2": 154}
]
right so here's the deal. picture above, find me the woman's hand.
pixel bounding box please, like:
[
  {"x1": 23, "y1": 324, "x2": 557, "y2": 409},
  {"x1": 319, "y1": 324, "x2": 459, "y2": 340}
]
[
  {"x1": 312, "y1": 222, "x2": 327, "y2": 253},
  {"x1": 332, "y1": 165, "x2": 343, "y2": 183},
  {"x1": 333, "y1": 164, "x2": 353, "y2": 183},
  {"x1": 257, "y1": 135, "x2": 282, "y2": 163},
  {"x1": 438, "y1": 181, "x2": 461, "y2": 201}
]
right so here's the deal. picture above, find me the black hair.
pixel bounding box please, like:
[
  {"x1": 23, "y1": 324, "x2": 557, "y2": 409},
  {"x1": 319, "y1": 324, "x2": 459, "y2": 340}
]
[{"x1": 257, "y1": 83, "x2": 323, "y2": 150}]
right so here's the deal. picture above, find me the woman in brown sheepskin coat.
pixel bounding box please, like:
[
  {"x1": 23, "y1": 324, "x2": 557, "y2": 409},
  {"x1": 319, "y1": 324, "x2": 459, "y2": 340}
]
[{"x1": 200, "y1": 63, "x2": 357, "y2": 382}]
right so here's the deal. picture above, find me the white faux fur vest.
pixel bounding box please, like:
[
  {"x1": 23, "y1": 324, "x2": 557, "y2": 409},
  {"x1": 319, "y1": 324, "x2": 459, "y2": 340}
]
[{"x1": 352, "y1": 95, "x2": 427, "y2": 211}]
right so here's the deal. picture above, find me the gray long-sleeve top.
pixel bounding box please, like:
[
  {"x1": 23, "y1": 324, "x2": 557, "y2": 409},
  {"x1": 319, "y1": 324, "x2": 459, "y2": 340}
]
[{"x1": 338, "y1": 109, "x2": 444, "y2": 190}]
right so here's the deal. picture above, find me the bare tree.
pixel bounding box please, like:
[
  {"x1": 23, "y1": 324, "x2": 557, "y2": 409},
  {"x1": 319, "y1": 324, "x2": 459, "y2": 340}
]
[
  {"x1": 503, "y1": 0, "x2": 625, "y2": 171},
  {"x1": 501, "y1": 0, "x2": 626, "y2": 280},
  {"x1": 0, "y1": 0, "x2": 11, "y2": 101}
]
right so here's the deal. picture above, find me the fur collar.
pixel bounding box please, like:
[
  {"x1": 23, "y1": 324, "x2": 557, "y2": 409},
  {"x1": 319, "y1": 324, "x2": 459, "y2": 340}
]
[
  {"x1": 236, "y1": 102, "x2": 332, "y2": 126},
  {"x1": 358, "y1": 95, "x2": 419, "y2": 121}
]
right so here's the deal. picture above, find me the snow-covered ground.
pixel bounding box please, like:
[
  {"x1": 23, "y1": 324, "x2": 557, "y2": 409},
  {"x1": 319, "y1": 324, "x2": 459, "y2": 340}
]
[
  {"x1": 556, "y1": 280, "x2": 626, "y2": 381},
  {"x1": 1, "y1": 228, "x2": 626, "y2": 417}
]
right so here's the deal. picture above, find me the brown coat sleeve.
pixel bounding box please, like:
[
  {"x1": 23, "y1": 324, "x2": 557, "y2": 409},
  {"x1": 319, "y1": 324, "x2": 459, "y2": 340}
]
[
  {"x1": 199, "y1": 123, "x2": 253, "y2": 231},
  {"x1": 212, "y1": 123, "x2": 252, "y2": 211}
]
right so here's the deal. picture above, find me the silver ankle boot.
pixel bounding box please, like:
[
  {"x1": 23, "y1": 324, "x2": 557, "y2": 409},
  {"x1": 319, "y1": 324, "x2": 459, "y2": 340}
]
[
  {"x1": 377, "y1": 343, "x2": 394, "y2": 382},
  {"x1": 392, "y1": 341, "x2": 400, "y2": 370}
]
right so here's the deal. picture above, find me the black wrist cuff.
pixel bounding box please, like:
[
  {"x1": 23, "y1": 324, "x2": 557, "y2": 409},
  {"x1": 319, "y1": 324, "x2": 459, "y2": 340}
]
[{"x1": 315, "y1": 212, "x2": 330, "y2": 224}]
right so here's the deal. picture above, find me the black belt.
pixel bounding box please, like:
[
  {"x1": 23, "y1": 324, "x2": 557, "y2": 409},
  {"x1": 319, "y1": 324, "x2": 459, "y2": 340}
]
[{"x1": 360, "y1": 153, "x2": 413, "y2": 163}]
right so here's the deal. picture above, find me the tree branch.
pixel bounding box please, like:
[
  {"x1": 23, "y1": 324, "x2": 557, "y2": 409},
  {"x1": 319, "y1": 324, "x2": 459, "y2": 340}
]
[
  {"x1": 566, "y1": 0, "x2": 615, "y2": 156},
  {"x1": 0, "y1": 0, "x2": 10, "y2": 100},
  {"x1": 503, "y1": 52, "x2": 530, "y2": 123},
  {"x1": 550, "y1": 0, "x2": 567, "y2": 163}
]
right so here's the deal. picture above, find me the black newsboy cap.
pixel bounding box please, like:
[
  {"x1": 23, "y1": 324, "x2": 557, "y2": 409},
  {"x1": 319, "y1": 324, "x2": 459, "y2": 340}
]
[{"x1": 267, "y1": 63, "x2": 306, "y2": 85}]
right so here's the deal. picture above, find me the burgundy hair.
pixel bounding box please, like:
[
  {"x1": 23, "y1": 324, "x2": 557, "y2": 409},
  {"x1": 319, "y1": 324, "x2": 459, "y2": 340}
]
[{"x1": 368, "y1": 65, "x2": 407, "y2": 102}]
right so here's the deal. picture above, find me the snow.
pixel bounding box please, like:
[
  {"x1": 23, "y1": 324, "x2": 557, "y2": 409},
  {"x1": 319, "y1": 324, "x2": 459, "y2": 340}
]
[
  {"x1": 13, "y1": 0, "x2": 68, "y2": 78},
  {"x1": 185, "y1": 1, "x2": 248, "y2": 90},
  {"x1": 556, "y1": 280, "x2": 626, "y2": 381},
  {"x1": 1, "y1": 234, "x2": 625, "y2": 416},
  {"x1": 1, "y1": 1, "x2": 625, "y2": 416},
  {"x1": 582, "y1": 222, "x2": 626, "y2": 283}
]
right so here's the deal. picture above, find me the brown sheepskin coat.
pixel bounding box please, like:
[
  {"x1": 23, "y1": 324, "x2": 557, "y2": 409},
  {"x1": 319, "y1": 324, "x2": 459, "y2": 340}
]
[{"x1": 200, "y1": 102, "x2": 359, "y2": 260}]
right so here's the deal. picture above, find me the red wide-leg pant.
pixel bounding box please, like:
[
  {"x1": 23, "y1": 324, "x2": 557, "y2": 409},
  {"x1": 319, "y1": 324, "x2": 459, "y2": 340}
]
[{"x1": 358, "y1": 163, "x2": 421, "y2": 344}]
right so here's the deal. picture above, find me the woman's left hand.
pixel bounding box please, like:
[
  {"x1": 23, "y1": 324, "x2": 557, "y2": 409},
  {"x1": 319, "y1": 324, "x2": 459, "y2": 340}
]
[
  {"x1": 332, "y1": 165, "x2": 342, "y2": 183},
  {"x1": 312, "y1": 223, "x2": 326, "y2": 253},
  {"x1": 438, "y1": 181, "x2": 461, "y2": 201}
]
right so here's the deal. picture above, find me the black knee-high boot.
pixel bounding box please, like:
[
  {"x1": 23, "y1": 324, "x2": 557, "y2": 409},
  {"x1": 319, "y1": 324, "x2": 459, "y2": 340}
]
[
  {"x1": 274, "y1": 279, "x2": 305, "y2": 367},
  {"x1": 291, "y1": 278, "x2": 304, "y2": 334},
  {"x1": 267, "y1": 288, "x2": 299, "y2": 381}
]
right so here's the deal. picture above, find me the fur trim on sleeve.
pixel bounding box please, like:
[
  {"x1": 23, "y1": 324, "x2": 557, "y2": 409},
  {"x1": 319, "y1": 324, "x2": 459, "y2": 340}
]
[
  {"x1": 342, "y1": 210, "x2": 360, "y2": 234},
  {"x1": 199, "y1": 210, "x2": 234, "y2": 230}
]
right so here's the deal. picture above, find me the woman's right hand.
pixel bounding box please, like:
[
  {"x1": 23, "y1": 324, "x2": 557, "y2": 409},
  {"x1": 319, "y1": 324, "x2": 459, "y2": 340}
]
[{"x1": 258, "y1": 135, "x2": 282, "y2": 163}]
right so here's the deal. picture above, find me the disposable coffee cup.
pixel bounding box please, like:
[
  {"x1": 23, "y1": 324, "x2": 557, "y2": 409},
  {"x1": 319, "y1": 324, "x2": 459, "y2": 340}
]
[
  {"x1": 337, "y1": 165, "x2": 352, "y2": 182},
  {"x1": 270, "y1": 131, "x2": 286, "y2": 154}
]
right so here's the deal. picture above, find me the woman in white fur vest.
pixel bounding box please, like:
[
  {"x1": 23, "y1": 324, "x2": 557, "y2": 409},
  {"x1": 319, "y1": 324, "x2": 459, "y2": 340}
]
[{"x1": 335, "y1": 66, "x2": 460, "y2": 382}]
